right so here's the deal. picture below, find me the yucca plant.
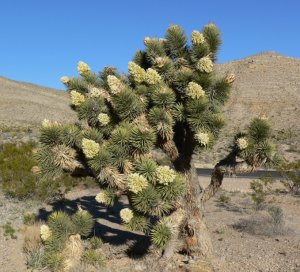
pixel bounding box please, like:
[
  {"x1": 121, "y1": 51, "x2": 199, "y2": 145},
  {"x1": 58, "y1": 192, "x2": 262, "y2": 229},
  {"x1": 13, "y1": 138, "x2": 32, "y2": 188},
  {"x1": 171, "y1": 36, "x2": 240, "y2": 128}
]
[
  {"x1": 39, "y1": 210, "x2": 94, "y2": 271},
  {"x1": 37, "y1": 24, "x2": 279, "y2": 261}
]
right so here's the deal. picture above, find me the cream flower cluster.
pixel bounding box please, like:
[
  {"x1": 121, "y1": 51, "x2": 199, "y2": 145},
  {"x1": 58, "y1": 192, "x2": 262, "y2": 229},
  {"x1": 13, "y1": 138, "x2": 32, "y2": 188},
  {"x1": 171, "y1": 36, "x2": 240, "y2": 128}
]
[
  {"x1": 42, "y1": 119, "x2": 59, "y2": 128},
  {"x1": 98, "y1": 113, "x2": 110, "y2": 126},
  {"x1": 191, "y1": 31, "x2": 205, "y2": 45},
  {"x1": 155, "y1": 57, "x2": 168, "y2": 68},
  {"x1": 120, "y1": 208, "x2": 133, "y2": 223},
  {"x1": 82, "y1": 138, "x2": 100, "y2": 159},
  {"x1": 40, "y1": 224, "x2": 52, "y2": 241},
  {"x1": 195, "y1": 131, "x2": 210, "y2": 146},
  {"x1": 146, "y1": 68, "x2": 161, "y2": 85},
  {"x1": 90, "y1": 87, "x2": 105, "y2": 98},
  {"x1": 143, "y1": 36, "x2": 153, "y2": 45},
  {"x1": 259, "y1": 114, "x2": 268, "y2": 121},
  {"x1": 225, "y1": 73, "x2": 236, "y2": 84},
  {"x1": 156, "y1": 166, "x2": 176, "y2": 185},
  {"x1": 236, "y1": 137, "x2": 248, "y2": 150},
  {"x1": 186, "y1": 82, "x2": 205, "y2": 99},
  {"x1": 77, "y1": 61, "x2": 91, "y2": 75},
  {"x1": 60, "y1": 76, "x2": 70, "y2": 84},
  {"x1": 128, "y1": 61, "x2": 147, "y2": 83},
  {"x1": 95, "y1": 191, "x2": 108, "y2": 204},
  {"x1": 107, "y1": 75, "x2": 125, "y2": 94},
  {"x1": 196, "y1": 57, "x2": 213, "y2": 73},
  {"x1": 127, "y1": 173, "x2": 148, "y2": 193},
  {"x1": 70, "y1": 90, "x2": 85, "y2": 106}
]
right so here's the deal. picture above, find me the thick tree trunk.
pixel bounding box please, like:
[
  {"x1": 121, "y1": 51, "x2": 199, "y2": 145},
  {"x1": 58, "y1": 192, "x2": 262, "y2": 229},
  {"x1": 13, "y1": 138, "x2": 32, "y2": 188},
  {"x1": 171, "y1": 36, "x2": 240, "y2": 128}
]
[
  {"x1": 163, "y1": 151, "x2": 265, "y2": 264},
  {"x1": 163, "y1": 163, "x2": 213, "y2": 261}
]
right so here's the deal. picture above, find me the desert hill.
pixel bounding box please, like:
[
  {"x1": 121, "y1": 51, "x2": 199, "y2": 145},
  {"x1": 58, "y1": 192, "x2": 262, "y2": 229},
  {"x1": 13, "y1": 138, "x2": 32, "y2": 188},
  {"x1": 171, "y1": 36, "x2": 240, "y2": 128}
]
[
  {"x1": 0, "y1": 76, "x2": 76, "y2": 125},
  {"x1": 216, "y1": 51, "x2": 300, "y2": 134}
]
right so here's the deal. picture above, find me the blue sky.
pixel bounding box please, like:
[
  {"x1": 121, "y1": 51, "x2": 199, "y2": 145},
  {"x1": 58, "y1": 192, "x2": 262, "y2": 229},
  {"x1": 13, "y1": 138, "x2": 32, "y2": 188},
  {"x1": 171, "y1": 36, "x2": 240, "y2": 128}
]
[{"x1": 1, "y1": 0, "x2": 299, "y2": 90}]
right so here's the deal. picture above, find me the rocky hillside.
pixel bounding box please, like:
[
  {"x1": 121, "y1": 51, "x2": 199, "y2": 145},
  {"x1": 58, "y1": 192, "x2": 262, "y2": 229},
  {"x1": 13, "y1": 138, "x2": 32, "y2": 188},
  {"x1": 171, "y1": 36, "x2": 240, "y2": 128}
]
[
  {"x1": 218, "y1": 51, "x2": 300, "y2": 135},
  {"x1": 0, "y1": 76, "x2": 76, "y2": 125},
  {"x1": 0, "y1": 52, "x2": 299, "y2": 162}
]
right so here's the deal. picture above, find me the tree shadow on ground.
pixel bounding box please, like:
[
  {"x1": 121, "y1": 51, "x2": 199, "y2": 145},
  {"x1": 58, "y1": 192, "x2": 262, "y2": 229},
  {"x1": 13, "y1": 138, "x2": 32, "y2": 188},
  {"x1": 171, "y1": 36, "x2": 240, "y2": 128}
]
[{"x1": 37, "y1": 195, "x2": 151, "y2": 258}]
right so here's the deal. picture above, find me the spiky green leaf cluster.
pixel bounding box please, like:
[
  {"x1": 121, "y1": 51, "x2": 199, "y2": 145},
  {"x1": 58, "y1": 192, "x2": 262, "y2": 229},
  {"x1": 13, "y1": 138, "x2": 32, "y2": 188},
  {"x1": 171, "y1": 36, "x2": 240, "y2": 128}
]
[{"x1": 234, "y1": 118, "x2": 277, "y2": 167}]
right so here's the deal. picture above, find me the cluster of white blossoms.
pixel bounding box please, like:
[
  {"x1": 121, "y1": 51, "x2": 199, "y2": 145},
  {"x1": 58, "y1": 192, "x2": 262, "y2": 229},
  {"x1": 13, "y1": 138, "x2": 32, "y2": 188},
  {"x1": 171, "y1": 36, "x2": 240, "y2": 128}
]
[
  {"x1": 143, "y1": 36, "x2": 153, "y2": 45},
  {"x1": 195, "y1": 130, "x2": 210, "y2": 146},
  {"x1": 127, "y1": 173, "x2": 148, "y2": 193},
  {"x1": 155, "y1": 57, "x2": 168, "y2": 68},
  {"x1": 225, "y1": 73, "x2": 236, "y2": 84},
  {"x1": 70, "y1": 90, "x2": 85, "y2": 106},
  {"x1": 191, "y1": 30, "x2": 205, "y2": 45},
  {"x1": 236, "y1": 137, "x2": 248, "y2": 150},
  {"x1": 107, "y1": 75, "x2": 125, "y2": 94},
  {"x1": 120, "y1": 208, "x2": 133, "y2": 223},
  {"x1": 196, "y1": 56, "x2": 213, "y2": 73},
  {"x1": 98, "y1": 113, "x2": 110, "y2": 126},
  {"x1": 90, "y1": 87, "x2": 105, "y2": 98},
  {"x1": 60, "y1": 76, "x2": 70, "y2": 84},
  {"x1": 186, "y1": 82, "x2": 205, "y2": 99},
  {"x1": 95, "y1": 191, "x2": 108, "y2": 204},
  {"x1": 145, "y1": 68, "x2": 161, "y2": 85},
  {"x1": 42, "y1": 119, "x2": 59, "y2": 128},
  {"x1": 128, "y1": 61, "x2": 147, "y2": 83},
  {"x1": 156, "y1": 166, "x2": 176, "y2": 185},
  {"x1": 259, "y1": 114, "x2": 268, "y2": 121},
  {"x1": 77, "y1": 61, "x2": 91, "y2": 76},
  {"x1": 40, "y1": 224, "x2": 52, "y2": 241},
  {"x1": 82, "y1": 138, "x2": 100, "y2": 159}
]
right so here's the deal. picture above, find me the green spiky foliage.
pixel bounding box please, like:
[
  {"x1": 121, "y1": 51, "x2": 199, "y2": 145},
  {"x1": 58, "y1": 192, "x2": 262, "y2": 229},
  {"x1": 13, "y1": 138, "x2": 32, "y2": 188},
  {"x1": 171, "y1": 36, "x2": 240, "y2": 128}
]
[
  {"x1": 37, "y1": 23, "x2": 277, "y2": 251},
  {"x1": 234, "y1": 118, "x2": 278, "y2": 167},
  {"x1": 41, "y1": 210, "x2": 94, "y2": 271}
]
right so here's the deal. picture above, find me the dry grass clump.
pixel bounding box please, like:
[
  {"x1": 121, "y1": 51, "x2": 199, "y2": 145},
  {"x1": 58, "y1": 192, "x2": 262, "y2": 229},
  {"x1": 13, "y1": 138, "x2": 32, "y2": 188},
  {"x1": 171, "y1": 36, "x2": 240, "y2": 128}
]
[{"x1": 23, "y1": 223, "x2": 42, "y2": 254}]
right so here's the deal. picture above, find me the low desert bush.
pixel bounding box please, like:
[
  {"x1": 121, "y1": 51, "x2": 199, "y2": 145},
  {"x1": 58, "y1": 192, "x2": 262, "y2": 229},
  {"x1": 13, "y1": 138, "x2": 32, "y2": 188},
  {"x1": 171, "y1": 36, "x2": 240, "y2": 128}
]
[
  {"x1": 23, "y1": 213, "x2": 38, "y2": 225},
  {"x1": 0, "y1": 142, "x2": 96, "y2": 201},
  {"x1": 250, "y1": 175, "x2": 275, "y2": 209},
  {"x1": 277, "y1": 159, "x2": 300, "y2": 194},
  {"x1": 2, "y1": 221, "x2": 17, "y2": 239},
  {"x1": 233, "y1": 205, "x2": 287, "y2": 236},
  {"x1": 82, "y1": 249, "x2": 106, "y2": 267},
  {"x1": 218, "y1": 192, "x2": 231, "y2": 204}
]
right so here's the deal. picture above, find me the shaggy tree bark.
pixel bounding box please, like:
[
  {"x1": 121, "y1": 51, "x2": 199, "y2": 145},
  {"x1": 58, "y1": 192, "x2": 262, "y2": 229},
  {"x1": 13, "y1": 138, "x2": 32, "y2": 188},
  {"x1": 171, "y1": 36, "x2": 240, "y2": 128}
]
[{"x1": 163, "y1": 149, "x2": 266, "y2": 261}]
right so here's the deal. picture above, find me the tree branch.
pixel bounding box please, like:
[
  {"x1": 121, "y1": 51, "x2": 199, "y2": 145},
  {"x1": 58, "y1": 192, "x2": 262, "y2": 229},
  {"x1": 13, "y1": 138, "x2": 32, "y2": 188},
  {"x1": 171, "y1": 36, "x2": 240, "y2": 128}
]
[{"x1": 201, "y1": 152, "x2": 264, "y2": 202}]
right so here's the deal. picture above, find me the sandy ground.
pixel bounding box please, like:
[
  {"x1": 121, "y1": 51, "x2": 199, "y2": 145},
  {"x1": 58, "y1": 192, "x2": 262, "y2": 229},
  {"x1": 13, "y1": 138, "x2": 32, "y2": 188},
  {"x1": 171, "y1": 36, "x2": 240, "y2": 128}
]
[{"x1": 0, "y1": 177, "x2": 299, "y2": 272}]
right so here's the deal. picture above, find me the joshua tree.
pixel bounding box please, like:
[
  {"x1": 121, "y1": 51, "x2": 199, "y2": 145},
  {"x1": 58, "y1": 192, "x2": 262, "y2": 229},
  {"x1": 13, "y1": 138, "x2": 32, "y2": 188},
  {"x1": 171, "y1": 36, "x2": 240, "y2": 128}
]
[{"x1": 37, "y1": 24, "x2": 279, "y2": 262}]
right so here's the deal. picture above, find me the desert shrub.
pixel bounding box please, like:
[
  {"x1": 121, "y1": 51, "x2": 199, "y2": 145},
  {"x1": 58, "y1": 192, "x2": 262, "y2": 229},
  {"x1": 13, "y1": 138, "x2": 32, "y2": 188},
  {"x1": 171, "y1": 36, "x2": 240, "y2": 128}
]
[
  {"x1": 82, "y1": 249, "x2": 106, "y2": 267},
  {"x1": 23, "y1": 213, "x2": 38, "y2": 225},
  {"x1": 233, "y1": 206, "x2": 287, "y2": 236},
  {"x1": 218, "y1": 192, "x2": 231, "y2": 204},
  {"x1": 250, "y1": 180, "x2": 267, "y2": 209},
  {"x1": 0, "y1": 142, "x2": 96, "y2": 201},
  {"x1": 268, "y1": 205, "x2": 284, "y2": 226},
  {"x1": 277, "y1": 159, "x2": 300, "y2": 194},
  {"x1": 0, "y1": 142, "x2": 37, "y2": 199},
  {"x1": 2, "y1": 221, "x2": 17, "y2": 239},
  {"x1": 250, "y1": 175, "x2": 275, "y2": 209},
  {"x1": 89, "y1": 236, "x2": 103, "y2": 249}
]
